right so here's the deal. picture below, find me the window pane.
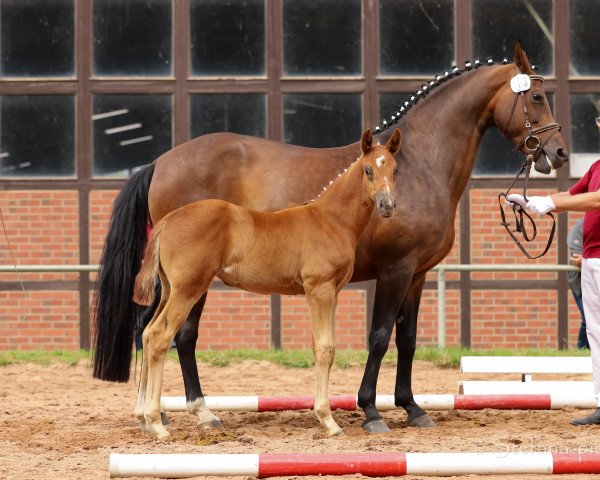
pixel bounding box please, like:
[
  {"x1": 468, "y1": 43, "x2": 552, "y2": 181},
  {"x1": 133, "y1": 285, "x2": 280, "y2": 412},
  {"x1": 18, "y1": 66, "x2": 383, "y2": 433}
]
[
  {"x1": 472, "y1": 0, "x2": 553, "y2": 76},
  {"x1": 379, "y1": 0, "x2": 454, "y2": 76},
  {"x1": 0, "y1": 95, "x2": 74, "y2": 177},
  {"x1": 283, "y1": 93, "x2": 361, "y2": 147},
  {"x1": 93, "y1": 95, "x2": 172, "y2": 177},
  {"x1": 569, "y1": 1, "x2": 600, "y2": 76},
  {"x1": 190, "y1": 94, "x2": 265, "y2": 138},
  {"x1": 190, "y1": 0, "x2": 264, "y2": 76},
  {"x1": 93, "y1": 0, "x2": 172, "y2": 76},
  {"x1": 569, "y1": 94, "x2": 600, "y2": 177},
  {"x1": 1, "y1": 0, "x2": 74, "y2": 77},
  {"x1": 474, "y1": 94, "x2": 554, "y2": 176},
  {"x1": 283, "y1": 0, "x2": 361, "y2": 76}
]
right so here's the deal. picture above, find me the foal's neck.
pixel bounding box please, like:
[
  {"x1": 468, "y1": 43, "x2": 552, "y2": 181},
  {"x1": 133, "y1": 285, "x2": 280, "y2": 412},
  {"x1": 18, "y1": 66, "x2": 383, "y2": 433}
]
[{"x1": 311, "y1": 156, "x2": 372, "y2": 241}]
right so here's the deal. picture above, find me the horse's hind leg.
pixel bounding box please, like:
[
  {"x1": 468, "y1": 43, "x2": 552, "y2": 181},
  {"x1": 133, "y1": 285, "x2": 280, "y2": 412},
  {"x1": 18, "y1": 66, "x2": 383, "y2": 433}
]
[
  {"x1": 306, "y1": 281, "x2": 342, "y2": 436},
  {"x1": 395, "y1": 275, "x2": 435, "y2": 427},
  {"x1": 175, "y1": 293, "x2": 223, "y2": 430}
]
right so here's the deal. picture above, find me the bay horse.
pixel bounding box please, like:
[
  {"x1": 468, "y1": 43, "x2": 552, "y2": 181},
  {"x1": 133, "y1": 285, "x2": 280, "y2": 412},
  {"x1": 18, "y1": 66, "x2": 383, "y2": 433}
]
[
  {"x1": 93, "y1": 41, "x2": 569, "y2": 433},
  {"x1": 132, "y1": 129, "x2": 400, "y2": 439}
]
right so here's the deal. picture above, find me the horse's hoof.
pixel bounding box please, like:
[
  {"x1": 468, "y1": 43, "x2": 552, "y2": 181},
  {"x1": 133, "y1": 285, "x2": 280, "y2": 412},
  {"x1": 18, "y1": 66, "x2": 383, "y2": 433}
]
[
  {"x1": 161, "y1": 412, "x2": 171, "y2": 425},
  {"x1": 328, "y1": 426, "x2": 344, "y2": 436},
  {"x1": 408, "y1": 413, "x2": 436, "y2": 428},
  {"x1": 198, "y1": 419, "x2": 224, "y2": 430},
  {"x1": 362, "y1": 418, "x2": 390, "y2": 434}
]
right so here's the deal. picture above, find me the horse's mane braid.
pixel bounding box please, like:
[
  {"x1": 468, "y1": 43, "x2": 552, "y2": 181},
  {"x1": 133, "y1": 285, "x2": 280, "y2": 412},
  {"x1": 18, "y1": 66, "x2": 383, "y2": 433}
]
[{"x1": 373, "y1": 56, "x2": 538, "y2": 133}]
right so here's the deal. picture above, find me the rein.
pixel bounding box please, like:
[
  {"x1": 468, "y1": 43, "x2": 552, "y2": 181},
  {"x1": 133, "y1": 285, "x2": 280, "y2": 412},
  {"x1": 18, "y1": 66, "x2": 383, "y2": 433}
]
[{"x1": 498, "y1": 69, "x2": 560, "y2": 260}]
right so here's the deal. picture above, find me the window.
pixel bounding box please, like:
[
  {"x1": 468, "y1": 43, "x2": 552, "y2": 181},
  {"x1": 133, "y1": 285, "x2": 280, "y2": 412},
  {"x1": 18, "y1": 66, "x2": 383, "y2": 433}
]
[
  {"x1": 93, "y1": 95, "x2": 172, "y2": 177},
  {"x1": 0, "y1": 0, "x2": 74, "y2": 77},
  {"x1": 190, "y1": 0, "x2": 265, "y2": 76},
  {"x1": 569, "y1": 0, "x2": 600, "y2": 76},
  {"x1": 472, "y1": 0, "x2": 553, "y2": 75},
  {"x1": 0, "y1": 95, "x2": 75, "y2": 177},
  {"x1": 379, "y1": 0, "x2": 454, "y2": 76},
  {"x1": 569, "y1": 93, "x2": 600, "y2": 177},
  {"x1": 283, "y1": 93, "x2": 361, "y2": 147},
  {"x1": 283, "y1": 0, "x2": 361, "y2": 76},
  {"x1": 190, "y1": 94, "x2": 266, "y2": 139},
  {"x1": 93, "y1": 0, "x2": 172, "y2": 77}
]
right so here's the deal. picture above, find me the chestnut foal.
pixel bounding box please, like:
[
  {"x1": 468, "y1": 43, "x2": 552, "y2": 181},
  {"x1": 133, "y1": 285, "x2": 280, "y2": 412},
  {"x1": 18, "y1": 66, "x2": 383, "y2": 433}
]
[{"x1": 133, "y1": 128, "x2": 400, "y2": 439}]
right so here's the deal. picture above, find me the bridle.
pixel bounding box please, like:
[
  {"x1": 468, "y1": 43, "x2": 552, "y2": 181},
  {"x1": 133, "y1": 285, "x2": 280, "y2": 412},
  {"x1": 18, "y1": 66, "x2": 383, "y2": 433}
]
[{"x1": 498, "y1": 68, "x2": 561, "y2": 259}]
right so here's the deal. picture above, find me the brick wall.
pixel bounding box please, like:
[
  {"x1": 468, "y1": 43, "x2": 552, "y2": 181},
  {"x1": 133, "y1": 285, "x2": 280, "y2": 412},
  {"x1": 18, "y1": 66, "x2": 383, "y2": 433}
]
[{"x1": 0, "y1": 188, "x2": 585, "y2": 351}]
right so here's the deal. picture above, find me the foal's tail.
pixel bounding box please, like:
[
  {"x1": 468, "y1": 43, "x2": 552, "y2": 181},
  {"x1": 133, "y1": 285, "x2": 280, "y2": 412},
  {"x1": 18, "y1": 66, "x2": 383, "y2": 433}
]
[
  {"x1": 92, "y1": 164, "x2": 155, "y2": 383},
  {"x1": 133, "y1": 222, "x2": 163, "y2": 306}
]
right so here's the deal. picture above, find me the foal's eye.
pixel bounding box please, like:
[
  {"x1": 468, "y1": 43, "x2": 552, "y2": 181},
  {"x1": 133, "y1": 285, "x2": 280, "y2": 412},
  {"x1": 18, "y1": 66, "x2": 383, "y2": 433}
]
[
  {"x1": 364, "y1": 166, "x2": 373, "y2": 177},
  {"x1": 532, "y1": 91, "x2": 544, "y2": 103}
]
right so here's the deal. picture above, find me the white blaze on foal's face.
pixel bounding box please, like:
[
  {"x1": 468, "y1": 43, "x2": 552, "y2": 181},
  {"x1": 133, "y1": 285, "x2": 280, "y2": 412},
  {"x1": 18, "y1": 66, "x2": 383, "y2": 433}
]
[{"x1": 375, "y1": 155, "x2": 391, "y2": 193}]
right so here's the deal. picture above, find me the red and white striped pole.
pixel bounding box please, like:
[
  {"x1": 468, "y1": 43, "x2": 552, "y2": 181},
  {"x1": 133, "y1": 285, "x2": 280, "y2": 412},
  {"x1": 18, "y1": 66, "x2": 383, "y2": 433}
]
[
  {"x1": 160, "y1": 393, "x2": 596, "y2": 412},
  {"x1": 109, "y1": 452, "x2": 600, "y2": 478}
]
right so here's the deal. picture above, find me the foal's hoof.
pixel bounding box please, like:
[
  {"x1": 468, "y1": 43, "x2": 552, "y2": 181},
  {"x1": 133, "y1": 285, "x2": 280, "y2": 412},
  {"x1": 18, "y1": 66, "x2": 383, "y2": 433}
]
[
  {"x1": 362, "y1": 418, "x2": 390, "y2": 434},
  {"x1": 161, "y1": 412, "x2": 171, "y2": 426},
  {"x1": 198, "y1": 419, "x2": 224, "y2": 430},
  {"x1": 408, "y1": 413, "x2": 436, "y2": 428}
]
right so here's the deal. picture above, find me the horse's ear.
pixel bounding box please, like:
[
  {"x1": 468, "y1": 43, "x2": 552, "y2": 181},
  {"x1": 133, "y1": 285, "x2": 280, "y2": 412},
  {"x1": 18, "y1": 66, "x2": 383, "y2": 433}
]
[
  {"x1": 361, "y1": 128, "x2": 373, "y2": 154},
  {"x1": 386, "y1": 128, "x2": 402, "y2": 154},
  {"x1": 514, "y1": 39, "x2": 534, "y2": 75}
]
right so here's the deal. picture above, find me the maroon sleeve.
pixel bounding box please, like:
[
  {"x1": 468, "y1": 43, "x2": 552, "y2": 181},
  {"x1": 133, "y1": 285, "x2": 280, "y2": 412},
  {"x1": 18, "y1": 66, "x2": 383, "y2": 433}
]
[{"x1": 569, "y1": 160, "x2": 600, "y2": 195}]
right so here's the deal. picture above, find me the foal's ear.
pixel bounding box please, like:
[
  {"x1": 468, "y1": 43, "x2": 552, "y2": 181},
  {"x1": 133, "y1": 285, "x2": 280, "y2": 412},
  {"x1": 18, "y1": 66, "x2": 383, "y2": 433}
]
[
  {"x1": 514, "y1": 39, "x2": 534, "y2": 75},
  {"x1": 386, "y1": 128, "x2": 402, "y2": 154},
  {"x1": 361, "y1": 128, "x2": 373, "y2": 154}
]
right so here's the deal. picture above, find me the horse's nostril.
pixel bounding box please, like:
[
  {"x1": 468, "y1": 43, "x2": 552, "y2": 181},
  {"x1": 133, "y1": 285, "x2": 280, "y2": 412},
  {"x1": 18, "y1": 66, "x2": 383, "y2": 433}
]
[{"x1": 557, "y1": 148, "x2": 569, "y2": 162}]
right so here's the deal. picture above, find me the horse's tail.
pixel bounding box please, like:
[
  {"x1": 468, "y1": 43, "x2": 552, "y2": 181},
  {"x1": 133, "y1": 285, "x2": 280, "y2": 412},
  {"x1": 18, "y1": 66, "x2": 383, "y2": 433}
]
[
  {"x1": 92, "y1": 163, "x2": 155, "y2": 382},
  {"x1": 133, "y1": 222, "x2": 163, "y2": 306}
]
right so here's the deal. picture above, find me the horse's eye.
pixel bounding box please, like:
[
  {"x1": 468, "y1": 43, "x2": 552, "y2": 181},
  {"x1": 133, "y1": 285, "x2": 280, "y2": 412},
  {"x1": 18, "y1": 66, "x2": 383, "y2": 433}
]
[
  {"x1": 364, "y1": 166, "x2": 373, "y2": 177},
  {"x1": 532, "y1": 91, "x2": 544, "y2": 103},
  {"x1": 393, "y1": 165, "x2": 399, "y2": 175}
]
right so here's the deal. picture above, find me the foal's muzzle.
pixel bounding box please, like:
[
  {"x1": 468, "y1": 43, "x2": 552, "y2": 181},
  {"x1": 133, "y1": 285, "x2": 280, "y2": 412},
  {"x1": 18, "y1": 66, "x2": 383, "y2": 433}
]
[{"x1": 374, "y1": 192, "x2": 396, "y2": 218}]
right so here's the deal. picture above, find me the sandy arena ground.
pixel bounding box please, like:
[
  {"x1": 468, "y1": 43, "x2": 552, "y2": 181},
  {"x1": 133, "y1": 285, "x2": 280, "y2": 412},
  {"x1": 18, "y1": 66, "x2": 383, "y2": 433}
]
[{"x1": 1, "y1": 357, "x2": 600, "y2": 480}]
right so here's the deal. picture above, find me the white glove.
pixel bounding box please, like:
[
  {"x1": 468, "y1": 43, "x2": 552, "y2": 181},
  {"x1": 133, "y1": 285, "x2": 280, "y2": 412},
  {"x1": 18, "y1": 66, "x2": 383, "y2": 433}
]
[
  {"x1": 506, "y1": 193, "x2": 556, "y2": 215},
  {"x1": 505, "y1": 193, "x2": 527, "y2": 210}
]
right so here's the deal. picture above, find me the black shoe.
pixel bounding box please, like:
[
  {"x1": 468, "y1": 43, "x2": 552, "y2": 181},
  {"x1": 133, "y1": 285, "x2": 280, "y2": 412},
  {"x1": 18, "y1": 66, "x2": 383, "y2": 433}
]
[{"x1": 570, "y1": 408, "x2": 600, "y2": 426}]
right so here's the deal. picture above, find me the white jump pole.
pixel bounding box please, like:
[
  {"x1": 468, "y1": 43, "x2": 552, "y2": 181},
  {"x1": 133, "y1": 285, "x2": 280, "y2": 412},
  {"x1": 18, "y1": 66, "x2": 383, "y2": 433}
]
[
  {"x1": 109, "y1": 452, "x2": 600, "y2": 478},
  {"x1": 160, "y1": 393, "x2": 596, "y2": 412}
]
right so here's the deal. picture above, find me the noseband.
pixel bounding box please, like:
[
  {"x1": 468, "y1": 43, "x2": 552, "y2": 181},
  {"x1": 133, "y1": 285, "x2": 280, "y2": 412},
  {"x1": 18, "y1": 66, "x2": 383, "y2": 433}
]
[{"x1": 498, "y1": 69, "x2": 559, "y2": 260}]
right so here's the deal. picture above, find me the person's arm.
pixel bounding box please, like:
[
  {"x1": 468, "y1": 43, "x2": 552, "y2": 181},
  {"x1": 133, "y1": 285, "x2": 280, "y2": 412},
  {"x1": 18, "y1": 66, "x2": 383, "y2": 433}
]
[{"x1": 551, "y1": 190, "x2": 600, "y2": 212}]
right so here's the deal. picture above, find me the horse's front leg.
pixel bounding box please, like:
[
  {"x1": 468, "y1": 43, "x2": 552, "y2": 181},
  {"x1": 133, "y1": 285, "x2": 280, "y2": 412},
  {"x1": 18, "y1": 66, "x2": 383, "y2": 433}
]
[
  {"x1": 305, "y1": 281, "x2": 342, "y2": 436},
  {"x1": 357, "y1": 268, "x2": 412, "y2": 433},
  {"x1": 175, "y1": 293, "x2": 223, "y2": 430},
  {"x1": 395, "y1": 274, "x2": 435, "y2": 427}
]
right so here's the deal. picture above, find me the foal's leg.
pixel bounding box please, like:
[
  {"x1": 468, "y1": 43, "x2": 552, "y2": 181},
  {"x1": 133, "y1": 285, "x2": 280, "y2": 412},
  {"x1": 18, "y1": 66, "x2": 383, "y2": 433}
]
[
  {"x1": 175, "y1": 293, "x2": 223, "y2": 429},
  {"x1": 357, "y1": 268, "x2": 412, "y2": 433},
  {"x1": 144, "y1": 285, "x2": 207, "y2": 440},
  {"x1": 395, "y1": 274, "x2": 435, "y2": 427},
  {"x1": 305, "y1": 281, "x2": 342, "y2": 436},
  {"x1": 135, "y1": 281, "x2": 169, "y2": 430}
]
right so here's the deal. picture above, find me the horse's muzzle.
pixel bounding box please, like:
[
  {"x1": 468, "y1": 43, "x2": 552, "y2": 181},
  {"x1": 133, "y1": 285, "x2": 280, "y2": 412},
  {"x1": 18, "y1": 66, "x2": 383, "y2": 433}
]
[{"x1": 374, "y1": 192, "x2": 396, "y2": 218}]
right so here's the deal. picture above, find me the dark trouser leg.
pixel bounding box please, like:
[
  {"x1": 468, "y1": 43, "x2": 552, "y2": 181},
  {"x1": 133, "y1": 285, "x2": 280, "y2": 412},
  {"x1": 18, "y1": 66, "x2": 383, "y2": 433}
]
[
  {"x1": 394, "y1": 275, "x2": 435, "y2": 427},
  {"x1": 573, "y1": 290, "x2": 590, "y2": 349}
]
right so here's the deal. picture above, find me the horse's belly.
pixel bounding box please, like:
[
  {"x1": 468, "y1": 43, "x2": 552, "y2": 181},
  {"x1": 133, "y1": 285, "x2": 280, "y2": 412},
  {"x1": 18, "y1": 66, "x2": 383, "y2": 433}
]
[{"x1": 217, "y1": 269, "x2": 304, "y2": 296}]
